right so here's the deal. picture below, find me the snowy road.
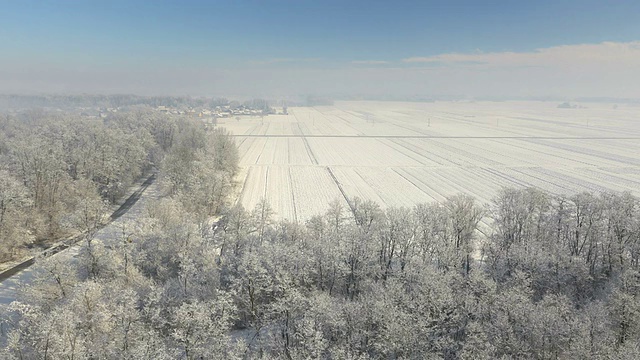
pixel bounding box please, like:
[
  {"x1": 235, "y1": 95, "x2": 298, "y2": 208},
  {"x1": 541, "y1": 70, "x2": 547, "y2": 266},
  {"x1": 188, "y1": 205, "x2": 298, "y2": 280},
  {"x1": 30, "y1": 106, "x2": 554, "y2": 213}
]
[{"x1": 0, "y1": 175, "x2": 160, "y2": 340}]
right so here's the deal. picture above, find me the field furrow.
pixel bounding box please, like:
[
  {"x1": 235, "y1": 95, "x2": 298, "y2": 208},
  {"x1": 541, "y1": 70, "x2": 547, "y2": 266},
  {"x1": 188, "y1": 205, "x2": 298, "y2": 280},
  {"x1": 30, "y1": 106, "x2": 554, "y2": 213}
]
[{"x1": 224, "y1": 101, "x2": 640, "y2": 222}]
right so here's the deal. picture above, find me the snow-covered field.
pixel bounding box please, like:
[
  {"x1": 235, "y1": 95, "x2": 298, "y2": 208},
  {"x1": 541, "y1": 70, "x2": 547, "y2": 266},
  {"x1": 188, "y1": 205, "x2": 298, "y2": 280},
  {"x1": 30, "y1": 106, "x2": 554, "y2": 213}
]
[{"x1": 220, "y1": 101, "x2": 640, "y2": 222}]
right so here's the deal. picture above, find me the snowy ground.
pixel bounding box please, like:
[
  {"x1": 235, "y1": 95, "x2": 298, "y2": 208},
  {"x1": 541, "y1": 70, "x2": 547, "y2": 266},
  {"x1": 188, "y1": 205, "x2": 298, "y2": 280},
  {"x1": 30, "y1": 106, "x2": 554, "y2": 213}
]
[{"x1": 219, "y1": 101, "x2": 640, "y2": 222}]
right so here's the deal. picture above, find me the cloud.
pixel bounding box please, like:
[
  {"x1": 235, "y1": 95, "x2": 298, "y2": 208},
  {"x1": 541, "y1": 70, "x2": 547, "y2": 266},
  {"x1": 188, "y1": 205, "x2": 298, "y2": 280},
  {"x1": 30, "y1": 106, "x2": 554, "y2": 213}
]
[
  {"x1": 402, "y1": 41, "x2": 640, "y2": 69},
  {"x1": 351, "y1": 60, "x2": 389, "y2": 65},
  {"x1": 390, "y1": 41, "x2": 640, "y2": 98},
  {"x1": 247, "y1": 58, "x2": 321, "y2": 65}
]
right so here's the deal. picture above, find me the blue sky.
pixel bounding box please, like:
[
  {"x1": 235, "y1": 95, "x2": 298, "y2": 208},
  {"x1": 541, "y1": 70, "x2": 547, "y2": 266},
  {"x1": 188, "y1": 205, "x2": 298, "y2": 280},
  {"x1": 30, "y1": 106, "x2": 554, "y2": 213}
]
[{"x1": 2, "y1": 0, "x2": 640, "y2": 98}]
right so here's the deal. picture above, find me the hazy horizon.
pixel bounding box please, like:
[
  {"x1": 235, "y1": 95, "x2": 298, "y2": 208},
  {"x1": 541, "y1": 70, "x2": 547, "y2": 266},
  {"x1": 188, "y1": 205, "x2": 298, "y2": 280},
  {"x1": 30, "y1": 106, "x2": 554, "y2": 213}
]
[{"x1": 2, "y1": 1, "x2": 640, "y2": 99}]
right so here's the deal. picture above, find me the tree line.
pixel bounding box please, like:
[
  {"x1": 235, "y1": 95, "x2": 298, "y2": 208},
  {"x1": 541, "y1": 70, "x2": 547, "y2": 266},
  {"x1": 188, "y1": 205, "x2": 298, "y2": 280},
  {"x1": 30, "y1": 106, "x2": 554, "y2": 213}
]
[
  {"x1": 3, "y1": 141, "x2": 640, "y2": 359},
  {"x1": 0, "y1": 94, "x2": 279, "y2": 114},
  {"x1": 0, "y1": 95, "x2": 229, "y2": 111}
]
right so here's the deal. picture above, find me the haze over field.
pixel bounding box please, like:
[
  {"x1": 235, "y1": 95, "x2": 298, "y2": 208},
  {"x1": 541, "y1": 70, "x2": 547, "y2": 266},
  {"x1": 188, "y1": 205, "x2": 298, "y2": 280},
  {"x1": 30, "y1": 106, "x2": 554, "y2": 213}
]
[{"x1": 2, "y1": 0, "x2": 640, "y2": 99}]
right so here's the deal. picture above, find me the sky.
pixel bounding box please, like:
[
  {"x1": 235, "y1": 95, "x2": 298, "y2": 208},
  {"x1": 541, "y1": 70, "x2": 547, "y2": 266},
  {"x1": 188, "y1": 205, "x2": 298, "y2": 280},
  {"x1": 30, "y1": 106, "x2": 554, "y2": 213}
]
[{"x1": 1, "y1": 0, "x2": 640, "y2": 99}]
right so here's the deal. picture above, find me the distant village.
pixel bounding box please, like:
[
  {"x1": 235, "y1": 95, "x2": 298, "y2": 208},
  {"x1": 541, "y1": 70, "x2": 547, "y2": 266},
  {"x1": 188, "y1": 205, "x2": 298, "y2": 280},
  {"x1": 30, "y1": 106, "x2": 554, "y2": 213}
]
[
  {"x1": 154, "y1": 104, "x2": 286, "y2": 118},
  {"x1": 0, "y1": 94, "x2": 297, "y2": 121},
  {"x1": 76, "y1": 103, "x2": 288, "y2": 124}
]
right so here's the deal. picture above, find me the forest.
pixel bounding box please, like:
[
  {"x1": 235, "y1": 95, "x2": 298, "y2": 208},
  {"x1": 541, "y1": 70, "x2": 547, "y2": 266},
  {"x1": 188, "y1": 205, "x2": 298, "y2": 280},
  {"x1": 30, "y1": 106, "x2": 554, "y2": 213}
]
[
  {"x1": 1, "y1": 110, "x2": 640, "y2": 359},
  {"x1": 0, "y1": 108, "x2": 237, "y2": 264}
]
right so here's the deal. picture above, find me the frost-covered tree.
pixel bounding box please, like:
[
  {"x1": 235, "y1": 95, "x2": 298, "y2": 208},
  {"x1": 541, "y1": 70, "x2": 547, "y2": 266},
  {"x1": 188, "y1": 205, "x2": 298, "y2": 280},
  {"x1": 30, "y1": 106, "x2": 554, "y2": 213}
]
[{"x1": 0, "y1": 170, "x2": 31, "y2": 260}]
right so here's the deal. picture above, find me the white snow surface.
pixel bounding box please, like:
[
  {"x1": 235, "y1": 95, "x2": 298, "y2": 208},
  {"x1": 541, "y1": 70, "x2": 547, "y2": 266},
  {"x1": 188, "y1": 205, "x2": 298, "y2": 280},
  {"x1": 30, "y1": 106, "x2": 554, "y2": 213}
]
[{"x1": 219, "y1": 101, "x2": 640, "y2": 222}]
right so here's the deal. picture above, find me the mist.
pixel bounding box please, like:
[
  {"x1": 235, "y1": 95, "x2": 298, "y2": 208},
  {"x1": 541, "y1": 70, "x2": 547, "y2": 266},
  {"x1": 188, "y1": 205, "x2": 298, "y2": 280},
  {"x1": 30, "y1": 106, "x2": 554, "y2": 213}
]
[{"x1": 2, "y1": 41, "x2": 640, "y2": 99}]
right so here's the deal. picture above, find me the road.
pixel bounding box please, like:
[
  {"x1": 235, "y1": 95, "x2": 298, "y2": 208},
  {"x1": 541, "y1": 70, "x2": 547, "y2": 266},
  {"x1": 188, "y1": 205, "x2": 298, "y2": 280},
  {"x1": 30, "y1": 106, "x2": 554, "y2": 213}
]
[{"x1": 0, "y1": 174, "x2": 160, "y2": 341}]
